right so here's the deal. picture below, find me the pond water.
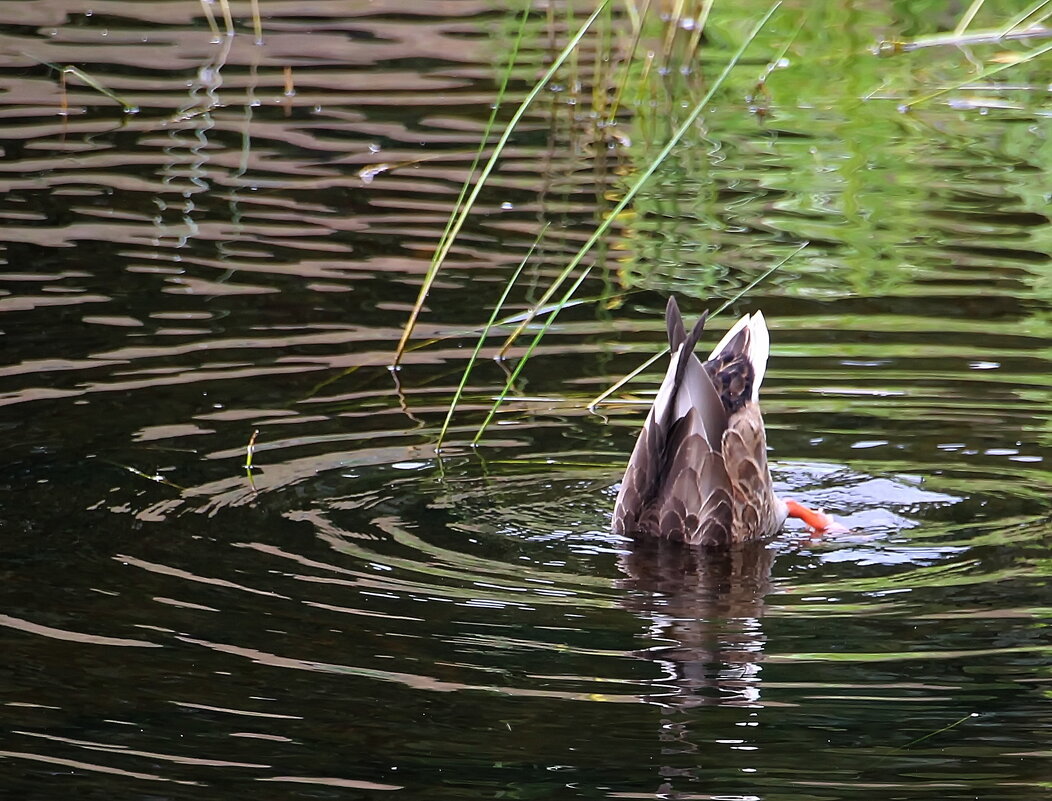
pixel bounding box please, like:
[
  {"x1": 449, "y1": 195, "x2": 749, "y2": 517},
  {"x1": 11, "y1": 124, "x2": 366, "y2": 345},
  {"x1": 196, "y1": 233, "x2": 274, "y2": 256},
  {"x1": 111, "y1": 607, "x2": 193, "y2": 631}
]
[{"x1": 2, "y1": 1, "x2": 1051, "y2": 798}]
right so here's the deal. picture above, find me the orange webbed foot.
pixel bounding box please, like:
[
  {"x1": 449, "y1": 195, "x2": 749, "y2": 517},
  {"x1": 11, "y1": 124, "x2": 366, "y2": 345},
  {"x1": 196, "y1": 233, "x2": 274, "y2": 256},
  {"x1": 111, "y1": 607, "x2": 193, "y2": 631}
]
[{"x1": 785, "y1": 499, "x2": 850, "y2": 535}]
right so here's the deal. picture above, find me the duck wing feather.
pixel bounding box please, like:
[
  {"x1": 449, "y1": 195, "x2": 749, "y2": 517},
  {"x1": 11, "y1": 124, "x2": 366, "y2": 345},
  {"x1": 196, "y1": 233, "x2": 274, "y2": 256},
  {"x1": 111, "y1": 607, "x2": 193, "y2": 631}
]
[
  {"x1": 721, "y1": 403, "x2": 785, "y2": 541},
  {"x1": 613, "y1": 298, "x2": 732, "y2": 542}
]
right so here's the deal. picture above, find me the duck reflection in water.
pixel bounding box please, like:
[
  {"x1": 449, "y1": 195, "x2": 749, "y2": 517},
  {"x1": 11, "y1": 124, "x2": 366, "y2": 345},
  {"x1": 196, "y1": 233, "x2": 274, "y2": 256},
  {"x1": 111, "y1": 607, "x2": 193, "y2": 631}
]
[
  {"x1": 619, "y1": 538, "x2": 774, "y2": 707},
  {"x1": 611, "y1": 298, "x2": 845, "y2": 791},
  {"x1": 617, "y1": 537, "x2": 779, "y2": 797}
]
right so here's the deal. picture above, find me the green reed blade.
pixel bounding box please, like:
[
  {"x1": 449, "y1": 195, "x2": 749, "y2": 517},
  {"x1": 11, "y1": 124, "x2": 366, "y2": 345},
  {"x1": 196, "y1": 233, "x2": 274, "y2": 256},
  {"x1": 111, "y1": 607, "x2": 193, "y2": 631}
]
[
  {"x1": 493, "y1": 1, "x2": 787, "y2": 359},
  {"x1": 472, "y1": 1, "x2": 784, "y2": 445},
  {"x1": 896, "y1": 712, "x2": 979, "y2": 752},
  {"x1": 607, "y1": 0, "x2": 650, "y2": 122},
  {"x1": 393, "y1": 0, "x2": 613, "y2": 366},
  {"x1": 393, "y1": 5, "x2": 530, "y2": 369},
  {"x1": 244, "y1": 428, "x2": 260, "y2": 491},
  {"x1": 250, "y1": 0, "x2": 264, "y2": 44},
  {"x1": 437, "y1": 224, "x2": 549, "y2": 449},
  {"x1": 1000, "y1": 0, "x2": 1052, "y2": 35},
  {"x1": 903, "y1": 37, "x2": 1052, "y2": 110},
  {"x1": 40, "y1": 62, "x2": 139, "y2": 114},
  {"x1": 899, "y1": 0, "x2": 1052, "y2": 50},
  {"x1": 105, "y1": 460, "x2": 185, "y2": 491},
  {"x1": 199, "y1": 0, "x2": 220, "y2": 38},
  {"x1": 954, "y1": 0, "x2": 987, "y2": 34},
  {"x1": 392, "y1": 3, "x2": 529, "y2": 366},
  {"x1": 218, "y1": 0, "x2": 234, "y2": 35},
  {"x1": 586, "y1": 242, "x2": 809, "y2": 410}
]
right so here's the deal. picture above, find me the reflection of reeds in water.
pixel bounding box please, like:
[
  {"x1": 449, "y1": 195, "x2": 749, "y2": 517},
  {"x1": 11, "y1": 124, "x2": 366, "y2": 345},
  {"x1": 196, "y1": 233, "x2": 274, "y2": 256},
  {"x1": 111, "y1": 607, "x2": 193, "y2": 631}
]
[
  {"x1": 12, "y1": 1, "x2": 1048, "y2": 497},
  {"x1": 394, "y1": 0, "x2": 1051, "y2": 353},
  {"x1": 619, "y1": 539, "x2": 774, "y2": 708},
  {"x1": 198, "y1": 0, "x2": 264, "y2": 44}
]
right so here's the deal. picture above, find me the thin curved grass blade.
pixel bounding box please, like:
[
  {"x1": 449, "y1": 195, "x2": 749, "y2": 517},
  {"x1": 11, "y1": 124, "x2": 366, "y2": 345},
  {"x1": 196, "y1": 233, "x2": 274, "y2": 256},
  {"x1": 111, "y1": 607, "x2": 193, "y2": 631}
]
[
  {"x1": 902, "y1": 37, "x2": 1052, "y2": 109},
  {"x1": 436, "y1": 224, "x2": 549, "y2": 449},
  {"x1": 392, "y1": 0, "x2": 613, "y2": 367},
  {"x1": 472, "y1": 1, "x2": 784, "y2": 445},
  {"x1": 586, "y1": 242, "x2": 809, "y2": 410}
]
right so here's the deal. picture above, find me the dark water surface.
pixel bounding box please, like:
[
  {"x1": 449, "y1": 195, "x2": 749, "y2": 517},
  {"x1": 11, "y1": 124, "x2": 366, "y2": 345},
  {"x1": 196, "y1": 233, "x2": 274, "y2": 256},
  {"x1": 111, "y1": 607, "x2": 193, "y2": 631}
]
[{"x1": 2, "y1": 1, "x2": 1051, "y2": 798}]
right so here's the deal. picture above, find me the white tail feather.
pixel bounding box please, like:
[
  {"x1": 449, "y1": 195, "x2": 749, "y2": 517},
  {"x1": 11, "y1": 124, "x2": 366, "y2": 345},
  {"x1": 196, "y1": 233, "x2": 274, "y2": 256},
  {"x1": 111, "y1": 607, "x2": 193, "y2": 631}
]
[{"x1": 748, "y1": 311, "x2": 769, "y2": 400}]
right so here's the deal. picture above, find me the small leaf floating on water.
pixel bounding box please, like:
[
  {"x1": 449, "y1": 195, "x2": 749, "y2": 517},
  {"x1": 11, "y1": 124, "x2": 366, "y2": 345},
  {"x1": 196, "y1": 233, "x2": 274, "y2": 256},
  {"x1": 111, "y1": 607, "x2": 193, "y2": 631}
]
[
  {"x1": 358, "y1": 151, "x2": 474, "y2": 184},
  {"x1": 108, "y1": 461, "x2": 185, "y2": 491},
  {"x1": 358, "y1": 163, "x2": 395, "y2": 184}
]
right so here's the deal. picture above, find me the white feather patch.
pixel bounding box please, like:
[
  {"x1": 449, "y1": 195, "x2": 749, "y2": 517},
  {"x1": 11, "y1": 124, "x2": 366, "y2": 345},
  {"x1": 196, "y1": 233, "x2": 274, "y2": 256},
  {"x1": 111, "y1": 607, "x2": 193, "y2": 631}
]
[
  {"x1": 706, "y1": 313, "x2": 751, "y2": 361},
  {"x1": 748, "y1": 311, "x2": 770, "y2": 400}
]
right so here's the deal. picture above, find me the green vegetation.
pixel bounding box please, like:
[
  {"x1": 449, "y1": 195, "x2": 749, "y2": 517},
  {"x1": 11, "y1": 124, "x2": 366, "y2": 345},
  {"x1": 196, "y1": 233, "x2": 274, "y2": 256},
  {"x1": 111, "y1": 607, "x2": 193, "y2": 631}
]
[{"x1": 394, "y1": 0, "x2": 1050, "y2": 447}]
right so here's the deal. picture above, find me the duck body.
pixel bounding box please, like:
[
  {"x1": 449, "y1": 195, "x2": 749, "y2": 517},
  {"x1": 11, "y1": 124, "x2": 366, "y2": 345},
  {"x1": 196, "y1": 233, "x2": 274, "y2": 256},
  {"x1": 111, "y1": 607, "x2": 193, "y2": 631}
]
[{"x1": 612, "y1": 298, "x2": 788, "y2": 545}]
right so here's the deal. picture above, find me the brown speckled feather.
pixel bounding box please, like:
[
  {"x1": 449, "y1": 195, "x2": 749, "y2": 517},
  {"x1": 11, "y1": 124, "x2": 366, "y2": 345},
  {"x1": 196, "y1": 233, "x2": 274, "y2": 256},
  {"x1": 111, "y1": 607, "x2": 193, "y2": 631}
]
[
  {"x1": 722, "y1": 404, "x2": 784, "y2": 542},
  {"x1": 613, "y1": 298, "x2": 788, "y2": 544}
]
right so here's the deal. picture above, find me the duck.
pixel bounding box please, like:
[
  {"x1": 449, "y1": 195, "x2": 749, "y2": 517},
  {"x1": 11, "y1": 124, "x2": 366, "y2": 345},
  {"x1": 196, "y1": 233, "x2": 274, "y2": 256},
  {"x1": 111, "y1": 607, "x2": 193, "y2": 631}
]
[{"x1": 612, "y1": 297, "x2": 841, "y2": 545}]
